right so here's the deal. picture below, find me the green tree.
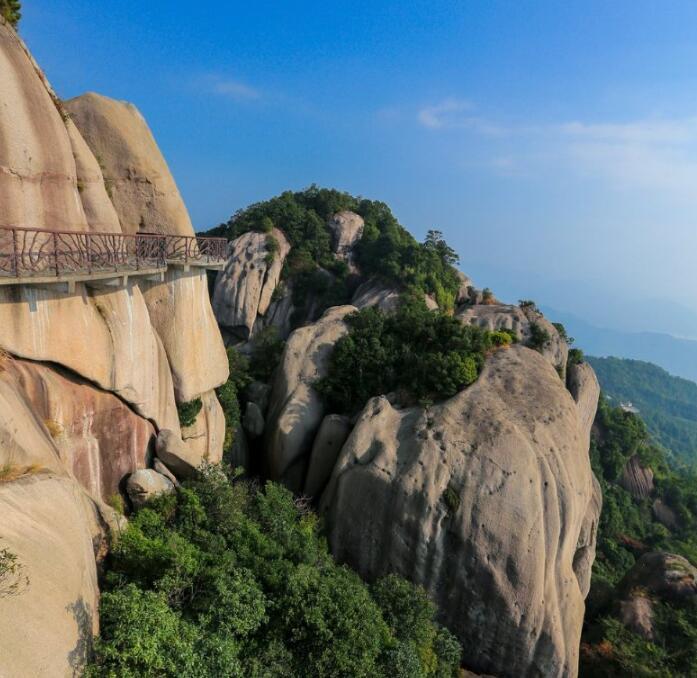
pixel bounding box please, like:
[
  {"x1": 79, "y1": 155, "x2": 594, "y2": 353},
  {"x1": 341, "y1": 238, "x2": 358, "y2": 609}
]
[
  {"x1": 316, "y1": 295, "x2": 503, "y2": 415},
  {"x1": 88, "y1": 466, "x2": 463, "y2": 677},
  {"x1": 0, "y1": 0, "x2": 21, "y2": 27}
]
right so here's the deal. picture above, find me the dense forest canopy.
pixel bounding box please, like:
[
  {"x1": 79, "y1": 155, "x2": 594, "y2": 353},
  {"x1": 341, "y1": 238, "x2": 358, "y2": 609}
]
[
  {"x1": 317, "y1": 294, "x2": 514, "y2": 415},
  {"x1": 588, "y1": 356, "x2": 697, "y2": 465},
  {"x1": 87, "y1": 465, "x2": 462, "y2": 677}
]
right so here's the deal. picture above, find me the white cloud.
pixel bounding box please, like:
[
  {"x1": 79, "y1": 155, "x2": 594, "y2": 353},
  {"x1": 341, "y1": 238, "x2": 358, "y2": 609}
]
[
  {"x1": 416, "y1": 98, "x2": 508, "y2": 135},
  {"x1": 202, "y1": 74, "x2": 261, "y2": 101},
  {"x1": 418, "y1": 98, "x2": 697, "y2": 198}
]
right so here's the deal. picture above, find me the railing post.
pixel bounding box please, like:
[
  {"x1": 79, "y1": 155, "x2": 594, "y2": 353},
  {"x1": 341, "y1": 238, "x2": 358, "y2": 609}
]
[
  {"x1": 11, "y1": 228, "x2": 19, "y2": 277},
  {"x1": 86, "y1": 233, "x2": 92, "y2": 274},
  {"x1": 135, "y1": 235, "x2": 140, "y2": 271},
  {"x1": 53, "y1": 232, "x2": 60, "y2": 277}
]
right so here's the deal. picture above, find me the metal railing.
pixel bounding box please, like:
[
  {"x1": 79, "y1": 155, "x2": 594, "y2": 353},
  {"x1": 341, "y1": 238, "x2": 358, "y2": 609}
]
[{"x1": 0, "y1": 226, "x2": 228, "y2": 280}]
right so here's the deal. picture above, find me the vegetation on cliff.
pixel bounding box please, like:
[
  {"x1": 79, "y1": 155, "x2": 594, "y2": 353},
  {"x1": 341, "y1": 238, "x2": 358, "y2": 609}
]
[
  {"x1": 203, "y1": 186, "x2": 461, "y2": 315},
  {"x1": 581, "y1": 394, "x2": 697, "y2": 676},
  {"x1": 587, "y1": 356, "x2": 697, "y2": 465},
  {"x1": 0, "y1": 0, "x2": 21, "y2": 27},
  {"x1": 87, "y1": 465, "x2": 462, "y2": 678},
  {"x1": 316, "y1": 294, "x2": 514, "y2": 415}
]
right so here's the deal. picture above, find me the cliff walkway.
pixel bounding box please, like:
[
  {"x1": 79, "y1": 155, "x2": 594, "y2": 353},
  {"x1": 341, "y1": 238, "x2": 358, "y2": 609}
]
[{"x1": 0, "y1": 225, "x2": 227, "y2": 292}]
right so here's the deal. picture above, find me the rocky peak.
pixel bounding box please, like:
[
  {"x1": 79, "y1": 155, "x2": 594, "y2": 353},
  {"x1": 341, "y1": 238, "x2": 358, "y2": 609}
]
[{"x1": 328, "y1": 210, "x2": 364, "y2": 264}]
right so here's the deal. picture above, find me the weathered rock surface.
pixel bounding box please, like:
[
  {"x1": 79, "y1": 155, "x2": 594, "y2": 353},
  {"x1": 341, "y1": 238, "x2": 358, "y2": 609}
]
[
  {"x1": 0, "y1": 475, "x2": 101, "y2": 678},
  {"x1": 153, "y1": 457, "x2": 179, "y2": 486},
  {"x1": 566, "y1": 362, "x2": 600, "y2": 435},
  {"x1": 180, "y1": 390, "x2": 226, "y2": 466},
  {"x1": 141, "y1": 268, "x2": 229, "y2": 403},
  {"x1": 155, "y1": 428, "x2": 203, "y2": 478},
  {"x1": 619, "y1": 455, "x2": 655, "y2": 500},
  {"x1": 620, "y1": 552, "x2": 697, "y2": 602},
  {"x1": 0, "y1": 20, "x2": 89, "y2": 232},
  {"x1": 126, "y1": 468, "x2": 175, "y2": 508},
  {"x1": 264, "y1": 305, "x2": 355, "y2": 490},
  {"x1": 212, "y1": 228, "x2": 291, "y2": 340},
  {"x1": 458, "y1": 303, "x2": 568, "y2": 373},
  {"x1": 321, "y1": 346, "x2": 600, "y2": 678},
  {"x1": 65, "y1": 118, "x2": 121, "y2": 232},
  {"x1": 351, "y1": 279, "x2": 439, "y2": 313},
  {"x1": 351, "y1": 279, "x2": 402, "y2": 312},
  {"x1": 66, "y1": 93, "x2": 229, "y2": 405},
  {"x1": 304, "y1": 414, "x2": 352, "y2": 498},
  {"x1": 65, "y1": 92, "x2": 193, "y2": 237},
  {"x1": 3, "y1": 358, "x2": 154, "y2": 503},
  {"x1": 328, "y1": 211, "x2": 364, "y2": 262},
  {"x1": 0, "y1": 282, "x2": 180, "y2": 434}
]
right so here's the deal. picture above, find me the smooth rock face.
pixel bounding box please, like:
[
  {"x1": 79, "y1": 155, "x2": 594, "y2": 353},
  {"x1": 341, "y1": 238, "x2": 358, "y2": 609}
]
[
  {"x1": 0, "y1": 282, "x2": 180, "y2": 433},
  {"x1": 126, "y1": 469, "x2": 175, "y2": 509},
  {"x1": 141, "y1": 268, "x2": 229, "y2": 403},
  {"x1": 0, "y1": 21, "x2": 87, "y2": 232},
  {"x1": 328, "y1": 211, "x2": 364, "y2": 263},
  {"x1": 212, "y1": 228, "x2": 291, "y2": 340},
  {"x1": 304, "y1": 414, "x2": 352, "y2": 498},
  {"x1": 4, "y1": 359, "x2": 154, "y2": 503},
  {"x1": 64, "y1": 92, "x2": 193, "y2": 236},
  {"x1": 264, "y1": 305, "x2": 355, "y2": 489},
  {"x1": 66, "y1": 93, "x2": 229, "y2": 405},
  {"x1": 180, "y1": 389, "x2": 226, "y2": 466},
  {"x1": 321, "y1": 346, "x2": 600, "y2": 678},
  {"x1": 619, "y1": 455, "x2": 655, "y2": 500},
  {"x1": 0, "y1": 475, "x2": 101, "y2": 678},
  {"x1": 65, "y1": 118, "x2": 122, "y2": 232}
]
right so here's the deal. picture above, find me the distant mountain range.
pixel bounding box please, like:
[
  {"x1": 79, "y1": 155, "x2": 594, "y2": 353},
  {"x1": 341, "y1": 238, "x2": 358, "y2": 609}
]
[{"x1": 542, "y1": 306, "x2": 697, "y2": 383}]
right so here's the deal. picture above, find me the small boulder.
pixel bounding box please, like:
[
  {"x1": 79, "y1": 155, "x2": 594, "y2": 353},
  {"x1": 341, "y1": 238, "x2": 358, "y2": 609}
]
[
  {"x1": 244, "y1": 380, "x2": 272, "y2": 414},
  {"x1": 155, "y1": 429, "x2": 201, "y2": 478},
  {"x1": 619, "y1": 595, "x2": 655, "y2": 640},
  {"x1": 126, "y1": 469, "x2": 175, "y2": 509},
  {"x1": 243, "y1": 401, "x2": 265, "y2": 438},
  {"x1": 620, "y1": 552, "x2": 697, "y2": 602}
]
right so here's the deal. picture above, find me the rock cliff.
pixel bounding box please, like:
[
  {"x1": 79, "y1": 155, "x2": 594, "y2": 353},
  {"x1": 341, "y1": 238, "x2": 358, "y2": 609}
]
[
  {"x1": 0, "y1": 18, "x2": 227, "y2": 676},
  {"x1": 320, "y1": 346, "x2": 600, "y2": 677}
]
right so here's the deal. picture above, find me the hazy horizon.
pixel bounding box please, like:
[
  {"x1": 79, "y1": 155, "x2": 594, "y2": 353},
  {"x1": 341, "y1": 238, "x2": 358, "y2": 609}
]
[{"x1": 21, "y1": 0, "x2": 697, "y2": 336}]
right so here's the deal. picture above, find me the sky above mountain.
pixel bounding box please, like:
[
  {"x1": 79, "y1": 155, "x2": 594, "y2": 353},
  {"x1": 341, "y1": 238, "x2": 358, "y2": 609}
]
[{"x1": 21, "y1": 0, "x2": 697, "y2": 336}]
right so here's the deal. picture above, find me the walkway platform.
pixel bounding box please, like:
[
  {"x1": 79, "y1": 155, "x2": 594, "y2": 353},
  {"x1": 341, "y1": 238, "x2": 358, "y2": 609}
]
[{"x1": 0, "y1": 226, "x2": 228, "y2": 293}]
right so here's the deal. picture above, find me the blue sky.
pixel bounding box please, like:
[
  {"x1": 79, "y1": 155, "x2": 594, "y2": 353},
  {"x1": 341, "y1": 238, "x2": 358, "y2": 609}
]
[{"x1": 20, "y1": 1, "x2": 697, "y2": 337}]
